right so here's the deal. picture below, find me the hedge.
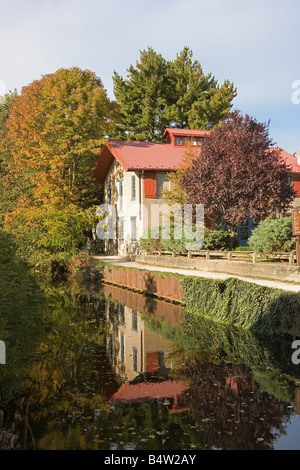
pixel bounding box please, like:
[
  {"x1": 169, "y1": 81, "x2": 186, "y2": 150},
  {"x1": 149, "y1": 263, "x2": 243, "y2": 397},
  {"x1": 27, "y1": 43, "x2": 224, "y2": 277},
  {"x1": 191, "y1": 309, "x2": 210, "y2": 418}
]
[
  {"x1": 181, "y1": 276, "x2": 300, "y2": 336},
  {"x1": 140, "y1": 225, "x2": 239, "y2": 254}
]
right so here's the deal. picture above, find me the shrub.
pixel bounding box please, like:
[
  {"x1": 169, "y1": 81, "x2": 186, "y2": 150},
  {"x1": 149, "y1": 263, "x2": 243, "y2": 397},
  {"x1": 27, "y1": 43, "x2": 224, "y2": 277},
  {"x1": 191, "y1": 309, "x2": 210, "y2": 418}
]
[
  {"x1": 203, "y1": 228, "x2": 239, "y2": 251},
  {"x1": 140, "y1": 226, "x2": 164, "y2": 253},
  {"x1": 248, "y1": 217, "x2": 295, "y2": 254},
  {"x1": 140, "y1": 224, "x2": 203, "y2": 254},
  {"x1": 140, "y1": 225, "x2": 239, "y2": 253}
]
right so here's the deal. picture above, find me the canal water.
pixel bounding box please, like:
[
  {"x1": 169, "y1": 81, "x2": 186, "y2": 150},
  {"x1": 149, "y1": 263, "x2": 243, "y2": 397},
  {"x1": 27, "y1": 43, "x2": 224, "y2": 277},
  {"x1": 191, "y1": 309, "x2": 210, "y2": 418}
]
[{"x1": 1, "y1": 276, "x2": 300, "y2": 451}]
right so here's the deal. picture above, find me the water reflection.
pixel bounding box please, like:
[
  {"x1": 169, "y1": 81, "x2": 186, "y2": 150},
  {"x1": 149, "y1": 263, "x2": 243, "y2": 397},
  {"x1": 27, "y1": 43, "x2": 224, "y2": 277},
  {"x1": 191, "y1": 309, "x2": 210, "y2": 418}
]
[
  {"x1": 102, "y1": 284, "x2": 300, "y2": 450},
  {"x1": 1, "y1": 278, "x2": 300, "y2": 450}
]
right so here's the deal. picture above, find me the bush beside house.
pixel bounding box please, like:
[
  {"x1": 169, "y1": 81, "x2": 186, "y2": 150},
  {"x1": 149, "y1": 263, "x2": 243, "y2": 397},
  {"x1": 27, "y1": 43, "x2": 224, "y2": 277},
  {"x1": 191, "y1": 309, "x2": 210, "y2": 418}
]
[
  {"x1": 248, "y1": 217, "x2": 295, "y2": 255},
  {"x1": 140, "y1": 226, "x2": 239, "y2": 254}
]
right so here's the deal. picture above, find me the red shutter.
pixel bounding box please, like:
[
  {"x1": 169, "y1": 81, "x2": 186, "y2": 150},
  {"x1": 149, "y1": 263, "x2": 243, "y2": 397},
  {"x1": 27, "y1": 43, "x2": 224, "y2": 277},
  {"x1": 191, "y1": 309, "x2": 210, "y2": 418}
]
[{"x1": 144, "y1": 171, "x2": 157, "y2": 198}]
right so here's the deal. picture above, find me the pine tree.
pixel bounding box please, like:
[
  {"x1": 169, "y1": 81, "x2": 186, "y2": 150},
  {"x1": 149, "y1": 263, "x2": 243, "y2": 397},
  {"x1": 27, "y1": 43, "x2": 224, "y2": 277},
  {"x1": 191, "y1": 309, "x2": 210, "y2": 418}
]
[{"x1": 113, "y1": 47, "x2": 237, "y2": 141}]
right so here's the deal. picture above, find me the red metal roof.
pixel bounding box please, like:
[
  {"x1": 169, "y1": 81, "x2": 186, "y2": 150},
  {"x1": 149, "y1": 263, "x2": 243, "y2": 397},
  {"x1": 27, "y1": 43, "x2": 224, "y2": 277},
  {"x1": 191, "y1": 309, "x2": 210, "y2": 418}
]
[
  {"x1": 92, "y1": 135, "x2": 299, "y2": 185},
  {"x1": 163, "y1": 127, "x2": 211, "y2": 138},
  {"x1": 108, "y1": 139, "x2": 192, "y2": 171},
  {"x1": 92, "y1": 138, "x2": 199, "y2": 183},
  {"x1": 274, "y1": 147, "x2": 300, "y2": 173}
]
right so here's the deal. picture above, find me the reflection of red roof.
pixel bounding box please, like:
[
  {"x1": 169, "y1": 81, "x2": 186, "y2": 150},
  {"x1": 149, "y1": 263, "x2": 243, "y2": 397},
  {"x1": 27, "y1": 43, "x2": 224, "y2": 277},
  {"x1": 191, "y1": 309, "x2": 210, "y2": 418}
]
[{"x1": 109, "y1": 380, "x2": 187, "y2": 405}]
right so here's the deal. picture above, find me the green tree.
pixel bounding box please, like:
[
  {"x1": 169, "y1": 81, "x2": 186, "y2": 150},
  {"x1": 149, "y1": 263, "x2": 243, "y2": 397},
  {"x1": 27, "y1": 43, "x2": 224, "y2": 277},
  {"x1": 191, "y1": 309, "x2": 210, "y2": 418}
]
[
  {"x1": 113, "y1": 47, "x2": 237, "y2": 141},
  {"x1": 2, "y1": 67, "x2": 119, "y2": 266},
  {"x1": 0, "y1": 90, "x2": 18, "y2": 218}
]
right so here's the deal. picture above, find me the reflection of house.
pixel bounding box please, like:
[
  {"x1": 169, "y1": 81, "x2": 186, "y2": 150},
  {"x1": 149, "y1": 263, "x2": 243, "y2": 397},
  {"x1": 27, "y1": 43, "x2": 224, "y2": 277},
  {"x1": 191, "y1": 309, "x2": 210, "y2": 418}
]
[
  {"x1": 106, "y1": 300, "x2": 176, "y2": 382},
  {"x1": 105, "y1": 299, "x2": 190, "y2": 413},
  {"x1": 93, "y1": 128, "x2": 300, "y2": 251}
]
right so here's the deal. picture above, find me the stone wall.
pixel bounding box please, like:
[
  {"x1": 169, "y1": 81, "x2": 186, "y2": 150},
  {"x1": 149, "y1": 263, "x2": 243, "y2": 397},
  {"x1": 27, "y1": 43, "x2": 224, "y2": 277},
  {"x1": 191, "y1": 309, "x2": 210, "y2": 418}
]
[{"x1": 135, "y1": 254, "x2": 300, "y2": 283}]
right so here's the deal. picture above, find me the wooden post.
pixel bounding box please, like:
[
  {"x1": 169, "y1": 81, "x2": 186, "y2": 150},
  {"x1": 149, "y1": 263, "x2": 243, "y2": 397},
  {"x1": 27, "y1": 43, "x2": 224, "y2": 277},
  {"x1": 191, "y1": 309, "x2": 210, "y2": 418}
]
[
  {"x1": 252, "y1": 252, "x2": 257, "y2": 263},
  {"x1": 206, "y1": 251, "x2": 210, "y2": 260},
  {"x1": 228, "y1": 251, "x2": 232, "y2": 261},
  {"x1": 292, "y1": 210, "x2": 300, "y2": 266}
]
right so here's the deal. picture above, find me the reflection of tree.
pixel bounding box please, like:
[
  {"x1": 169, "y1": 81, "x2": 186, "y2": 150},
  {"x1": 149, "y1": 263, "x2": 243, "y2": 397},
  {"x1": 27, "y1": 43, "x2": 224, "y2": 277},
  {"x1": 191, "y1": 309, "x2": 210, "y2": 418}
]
[
  {"x1": 178, "y1": 355, "x2": 293, "y2": 450},
  {"x1": 0, "y1": 279, "x2": 108, "y2": 450}
]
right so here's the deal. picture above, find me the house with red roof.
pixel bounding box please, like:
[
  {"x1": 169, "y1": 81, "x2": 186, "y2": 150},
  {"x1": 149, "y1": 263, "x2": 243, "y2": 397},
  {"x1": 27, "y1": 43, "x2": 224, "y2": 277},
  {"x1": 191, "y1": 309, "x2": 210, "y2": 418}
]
[
  {"x1": 93, "y1": 128, "x2": 300, "y2": 254},
  {"x1": 93, "y1": 128, "x2": 210, "y2": 254}
]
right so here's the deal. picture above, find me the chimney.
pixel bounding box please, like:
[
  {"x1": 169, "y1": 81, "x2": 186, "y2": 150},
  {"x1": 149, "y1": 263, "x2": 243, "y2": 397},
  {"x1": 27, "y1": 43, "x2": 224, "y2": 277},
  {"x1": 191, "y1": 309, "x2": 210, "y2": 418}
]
[{"x1": 297, "y1": 150, "x2": 300, "y2": 166}]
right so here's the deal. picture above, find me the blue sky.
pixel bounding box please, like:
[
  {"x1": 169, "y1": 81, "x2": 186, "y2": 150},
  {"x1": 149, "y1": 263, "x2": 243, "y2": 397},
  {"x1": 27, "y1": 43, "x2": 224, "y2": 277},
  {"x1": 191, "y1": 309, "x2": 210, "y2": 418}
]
[{"x1": 1, "y1": 0, "x2": 300, "y2": 153}]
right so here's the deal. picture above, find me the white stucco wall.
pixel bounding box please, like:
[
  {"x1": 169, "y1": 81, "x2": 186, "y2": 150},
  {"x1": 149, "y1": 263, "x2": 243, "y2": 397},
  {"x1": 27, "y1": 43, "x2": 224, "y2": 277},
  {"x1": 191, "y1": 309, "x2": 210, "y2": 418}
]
[{"x1": 103, "y1": 161, "x2": 172, "y2": 255}]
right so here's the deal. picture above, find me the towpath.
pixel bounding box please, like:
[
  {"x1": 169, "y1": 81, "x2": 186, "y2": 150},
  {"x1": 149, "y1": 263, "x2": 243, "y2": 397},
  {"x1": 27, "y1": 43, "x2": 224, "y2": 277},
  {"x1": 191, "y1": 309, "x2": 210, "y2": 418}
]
[{"x1": 94, "y1": 255, "x2": 300, "y2": 293}]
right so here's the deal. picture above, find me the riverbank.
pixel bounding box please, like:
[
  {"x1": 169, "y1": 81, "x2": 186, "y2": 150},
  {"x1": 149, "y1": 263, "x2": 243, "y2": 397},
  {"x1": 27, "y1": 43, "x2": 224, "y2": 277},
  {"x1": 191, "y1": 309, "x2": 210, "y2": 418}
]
[
  {"x1": 95, "y1": 255, "x2": 300, "y2": 337},
  {"x1": 94, "y1": 255, "x2": 300, "y2": 293}
]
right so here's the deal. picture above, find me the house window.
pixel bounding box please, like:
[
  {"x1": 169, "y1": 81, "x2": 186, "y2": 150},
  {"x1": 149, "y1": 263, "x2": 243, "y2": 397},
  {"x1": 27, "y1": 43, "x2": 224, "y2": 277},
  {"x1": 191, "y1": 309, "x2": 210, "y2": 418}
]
[
  {"x1": 130, "y1": 216, "x2": 137, "y2": 241},
  {"x1": 131, "y1": 174, "x2": 136, "y2": 201},
  {"x1": 118, "y1": 179, "x2": 124, "y2": 210},
  {"x1": 132, "y1": 309, "x2": 137, "y2": 331},
  {"x1": 119, "y1": 304, "x2": 125, "y2": 326},
  {"x1": 119, "y1": 217, "x2": 125, "y2": 241},
  {"x1": 120, "y1": 333, "x2": 125, "y2": 364},
  {"x1": 133, "y1": 346, "x2": 137, "y2": 372},
  {"x1": 156, "y1": 172, "x2": 170, "y2": 199},
  {"x1": 109, "y1": 333, "x2": 113, "y2": 361},
  {"x1": 175, "y1": 136, "x2": 181, "y2": 145},
  {"x1": 107, "y1": 180, "x2": 112, "y2": 204}
]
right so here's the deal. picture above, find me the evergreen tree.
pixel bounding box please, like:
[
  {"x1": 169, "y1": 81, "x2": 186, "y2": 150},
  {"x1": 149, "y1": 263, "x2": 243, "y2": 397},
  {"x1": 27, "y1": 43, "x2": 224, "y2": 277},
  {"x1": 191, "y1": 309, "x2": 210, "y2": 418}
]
[{"x1": 113, "y1": 47, "x2": 237, "y2": 141}]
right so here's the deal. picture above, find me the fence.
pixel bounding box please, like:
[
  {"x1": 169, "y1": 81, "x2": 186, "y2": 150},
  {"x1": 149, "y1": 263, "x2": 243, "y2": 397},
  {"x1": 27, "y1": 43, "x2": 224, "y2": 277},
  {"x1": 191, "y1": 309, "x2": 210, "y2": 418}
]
[{"x1": 138, "y1": 249, "x2": 296, "y2": 265}]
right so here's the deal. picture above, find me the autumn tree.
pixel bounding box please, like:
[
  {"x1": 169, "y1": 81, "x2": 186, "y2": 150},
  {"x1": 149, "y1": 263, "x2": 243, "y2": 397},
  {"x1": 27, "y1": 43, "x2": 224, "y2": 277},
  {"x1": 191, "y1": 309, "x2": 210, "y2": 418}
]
[
  {"x1": 3, "y1": 67, "x2": 119, "y2": 266},
  {"x1": 0, "y1": 90, "x2": 18, "y2": 217},
  {"x1": 113, "y1": 47, "x2": 236, "y2": 141},
  {"x1": 180, "y1": 110, "x2": 295, "y2": 248}
]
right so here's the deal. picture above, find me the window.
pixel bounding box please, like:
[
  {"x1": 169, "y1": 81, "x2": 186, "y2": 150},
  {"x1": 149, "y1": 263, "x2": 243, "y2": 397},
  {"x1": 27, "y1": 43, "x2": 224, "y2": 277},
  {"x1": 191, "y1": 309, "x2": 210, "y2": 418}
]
[
  {"x1": 175, "y1": 136, "x2": 181, "y2": 145},
  {"x1": 156, "y1": 172, "x2": 170, "y2": 199},
  {"x1": 119, "y1": 217, "x2": 125, "y2": 241},
  {"x1": 119, "y1": 304, "x2": 125, "y2": 325},
  {"x1": 118, "y1": 179, "x2": 124, "y2": 210},
  {"x1": 107, "y1": 180, "x2": 112, "y2": 204},
  {"x1": 131, "y1": 174, "x2": 136, "y2": 201},
  {"x1": 120, "y1": 333, "x2": 125, "y2": 364},
  {"x1": 133, "y1": 347, "x2": 137, "y2": 372},
  {"x1": 132, "y1": 309, "x2": 137, "y2": 331},
  {"x1": 109, "y1": 333, "x2": 113, "y2": 361},
  {"x1": 130, "y1": 216, "x2": 137, "y2": 241}
]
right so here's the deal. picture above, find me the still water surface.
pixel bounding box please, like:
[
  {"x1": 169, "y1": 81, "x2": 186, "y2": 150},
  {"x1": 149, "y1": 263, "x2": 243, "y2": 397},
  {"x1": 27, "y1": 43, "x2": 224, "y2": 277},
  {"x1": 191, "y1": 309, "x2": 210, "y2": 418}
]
[{"x1": 1, "y1": 279, "x2": 300, "y2": 450}]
